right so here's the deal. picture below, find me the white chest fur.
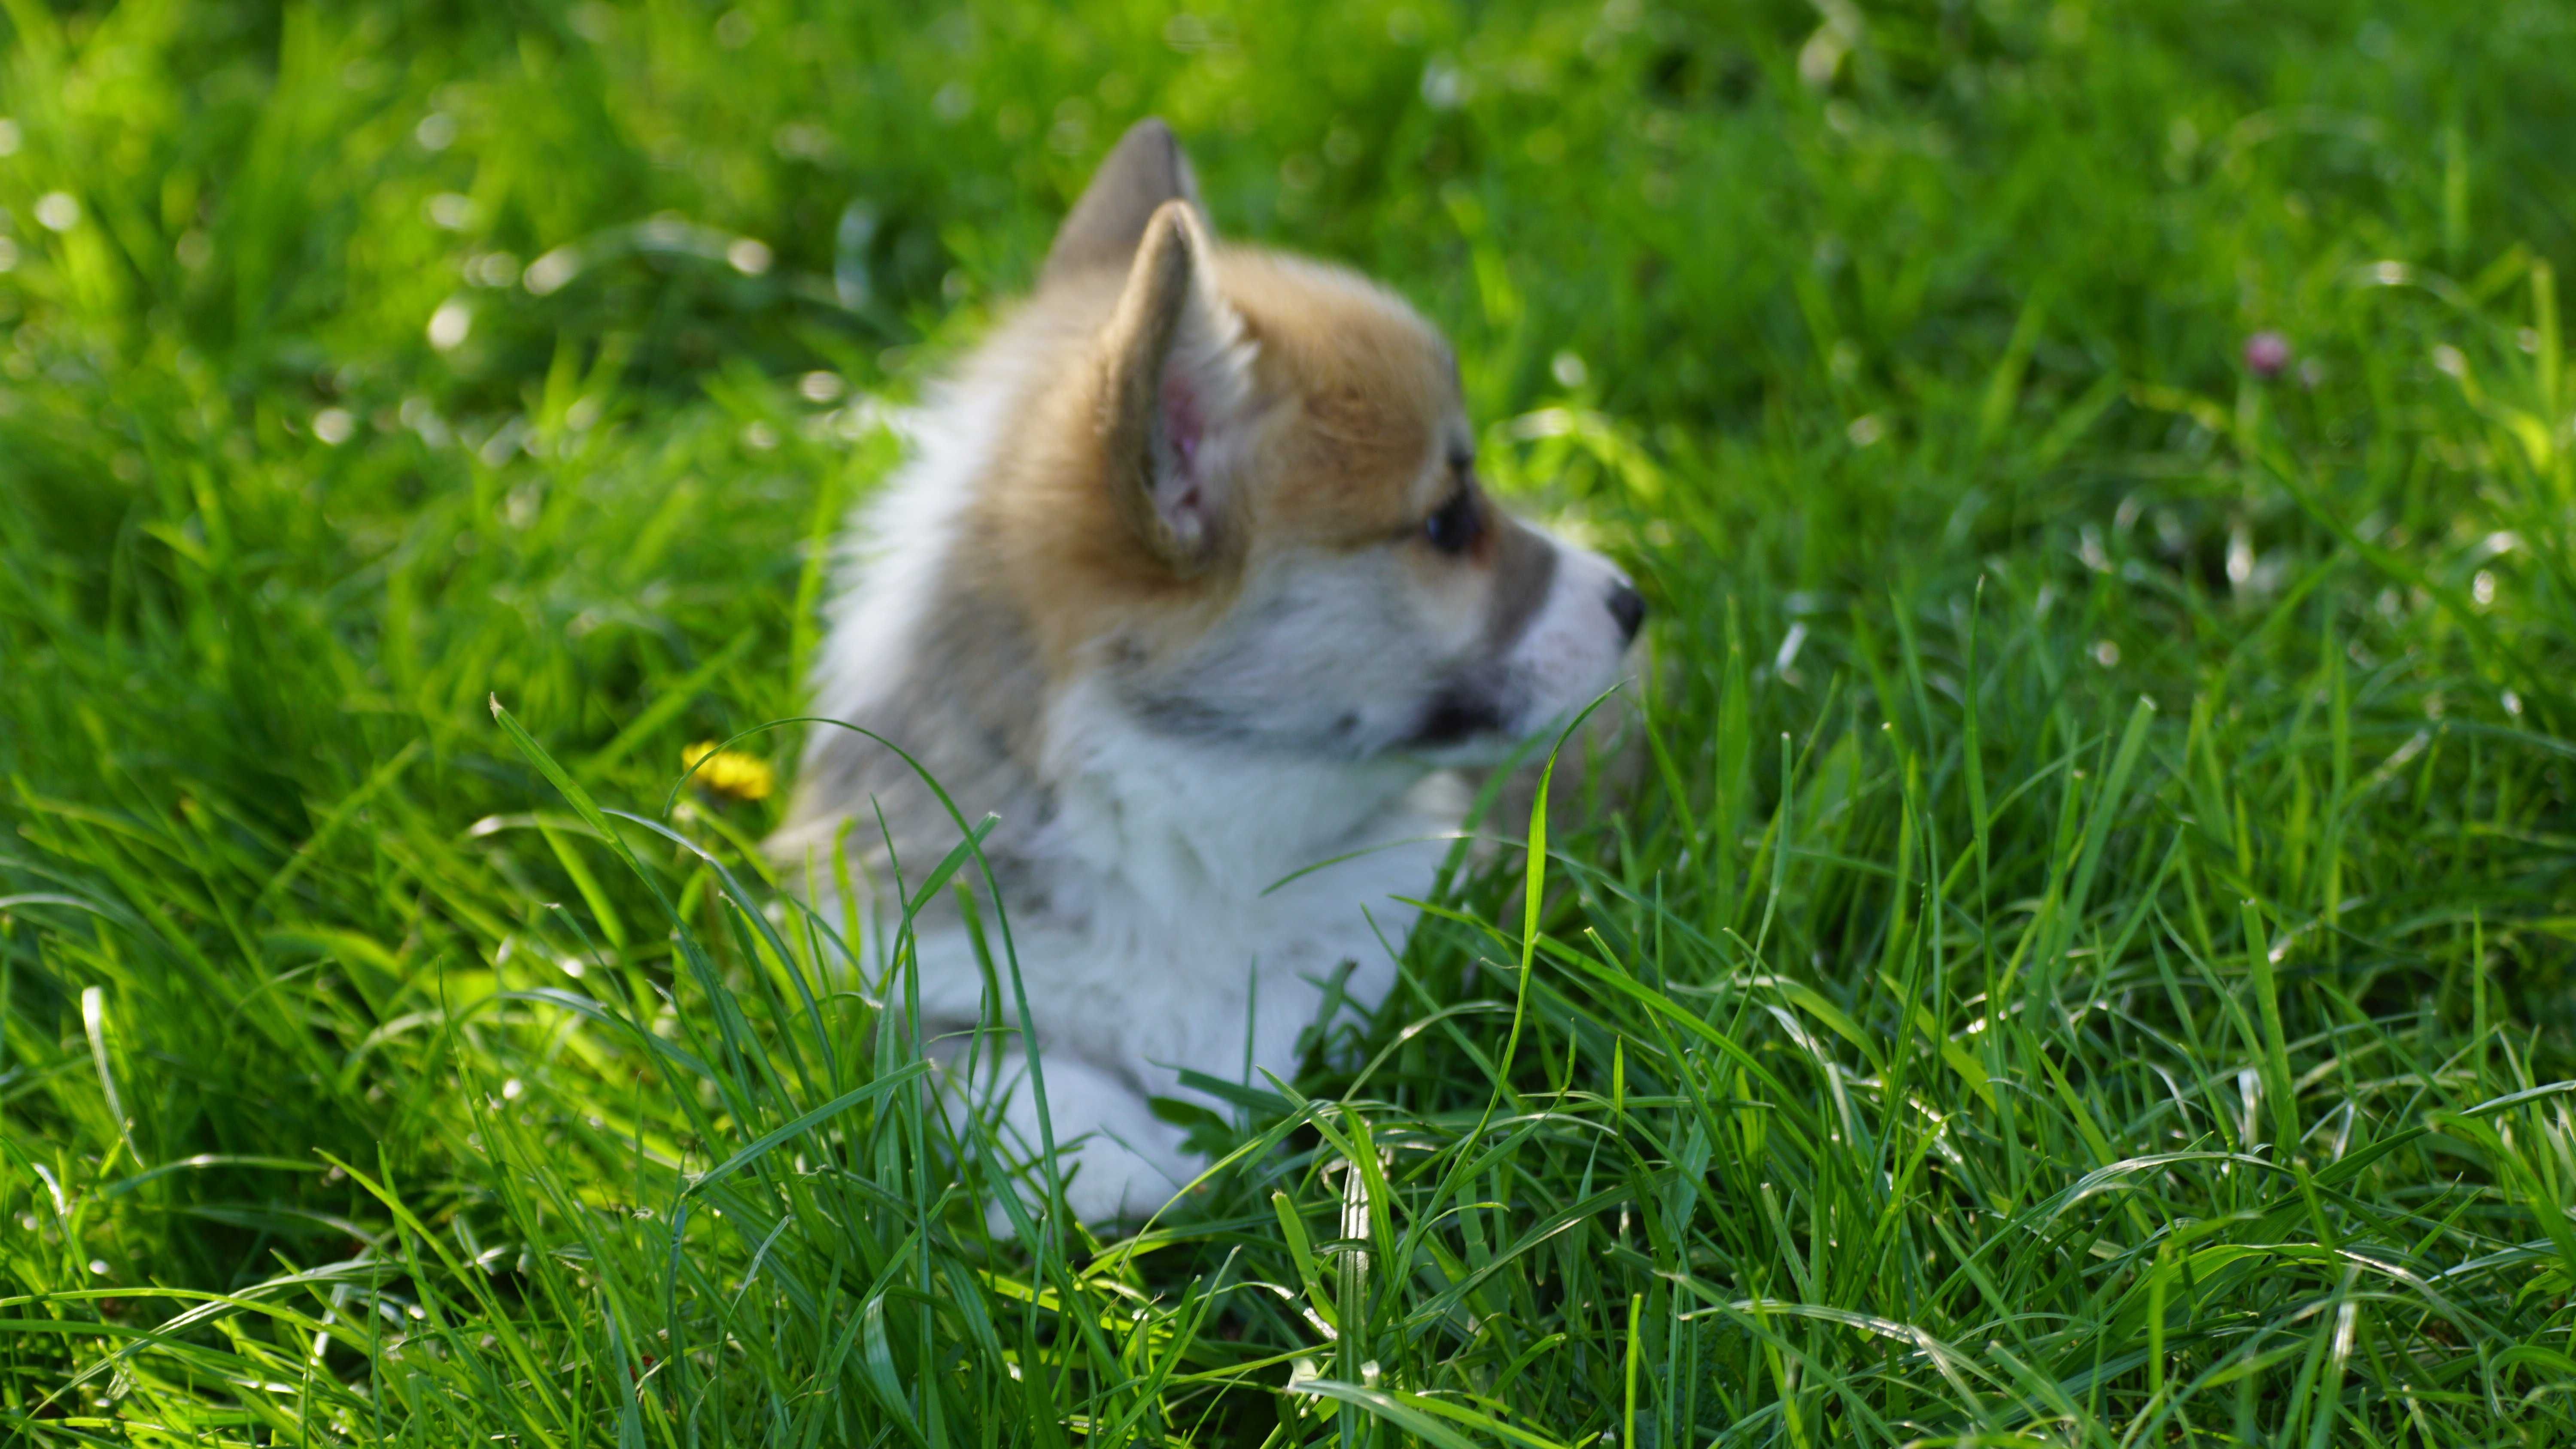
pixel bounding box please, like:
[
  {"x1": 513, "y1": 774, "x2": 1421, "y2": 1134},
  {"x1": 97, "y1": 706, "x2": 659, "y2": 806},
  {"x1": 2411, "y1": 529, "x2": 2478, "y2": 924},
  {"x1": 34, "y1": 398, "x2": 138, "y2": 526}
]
[{"x1": 887, "y1": 683, "x2": 1458, "y2": 1223}]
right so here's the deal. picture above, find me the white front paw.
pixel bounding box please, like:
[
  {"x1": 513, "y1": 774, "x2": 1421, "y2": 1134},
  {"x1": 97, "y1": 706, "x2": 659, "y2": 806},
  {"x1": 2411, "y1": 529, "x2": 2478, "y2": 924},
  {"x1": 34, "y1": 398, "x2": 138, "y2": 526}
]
[{"x1": 939, "y1": 1043, "x2": 1197, "y2": 1233}]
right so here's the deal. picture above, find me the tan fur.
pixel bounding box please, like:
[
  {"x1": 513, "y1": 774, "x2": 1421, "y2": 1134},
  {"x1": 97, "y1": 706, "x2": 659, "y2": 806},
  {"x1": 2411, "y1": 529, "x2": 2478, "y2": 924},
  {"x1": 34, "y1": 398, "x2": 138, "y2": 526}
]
[{"x1": 936, "y1": 247, "x2": 1494, "y2": 691}]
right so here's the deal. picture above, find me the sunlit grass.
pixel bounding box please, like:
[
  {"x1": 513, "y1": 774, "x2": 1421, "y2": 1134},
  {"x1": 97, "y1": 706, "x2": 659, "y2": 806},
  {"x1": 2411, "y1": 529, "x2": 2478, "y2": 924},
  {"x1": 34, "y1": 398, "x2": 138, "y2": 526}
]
[{"x1": 4, "y1": 0, "x2": 2574, "y2": 1444}]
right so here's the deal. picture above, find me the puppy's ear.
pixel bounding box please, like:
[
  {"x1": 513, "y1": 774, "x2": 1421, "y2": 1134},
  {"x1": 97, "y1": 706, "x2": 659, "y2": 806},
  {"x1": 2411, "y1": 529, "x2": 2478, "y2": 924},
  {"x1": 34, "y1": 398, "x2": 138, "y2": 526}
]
[
  {"x1": 1044, "y1": 118, "x2": 1209, "y2": 287},
  {"x1": 1095, "y1": 199, "x2": 1252, "y2": 575}
]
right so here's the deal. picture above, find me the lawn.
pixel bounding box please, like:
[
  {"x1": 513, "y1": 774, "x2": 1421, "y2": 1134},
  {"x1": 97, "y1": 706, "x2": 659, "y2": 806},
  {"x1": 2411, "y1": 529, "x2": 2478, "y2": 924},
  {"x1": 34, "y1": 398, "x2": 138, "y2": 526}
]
[{"x1": 5, "y1": 0, "x2": 2575, "y2": 1443}]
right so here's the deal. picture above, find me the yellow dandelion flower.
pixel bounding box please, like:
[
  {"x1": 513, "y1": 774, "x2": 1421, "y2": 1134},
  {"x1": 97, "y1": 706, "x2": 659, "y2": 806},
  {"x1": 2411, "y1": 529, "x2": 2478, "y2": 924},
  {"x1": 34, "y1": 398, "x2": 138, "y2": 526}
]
[{"x1": 682, "y1": 741, "x2": 775, "y2": 802}]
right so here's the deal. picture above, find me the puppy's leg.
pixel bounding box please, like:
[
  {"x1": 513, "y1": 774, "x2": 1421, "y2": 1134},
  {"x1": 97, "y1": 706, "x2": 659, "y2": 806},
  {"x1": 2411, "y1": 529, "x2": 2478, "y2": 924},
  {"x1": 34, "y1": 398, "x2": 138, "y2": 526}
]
[{"x1": 936, "y1": 1040, "x2": 1192, "y2": 1231}]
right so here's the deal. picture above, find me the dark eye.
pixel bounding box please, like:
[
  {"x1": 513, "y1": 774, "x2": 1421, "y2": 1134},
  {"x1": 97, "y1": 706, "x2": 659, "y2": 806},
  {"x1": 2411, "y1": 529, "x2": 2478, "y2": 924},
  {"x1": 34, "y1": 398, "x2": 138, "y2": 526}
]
[{"x1": 1422, "y1": 490, "x2": 1480, "y2": 554}]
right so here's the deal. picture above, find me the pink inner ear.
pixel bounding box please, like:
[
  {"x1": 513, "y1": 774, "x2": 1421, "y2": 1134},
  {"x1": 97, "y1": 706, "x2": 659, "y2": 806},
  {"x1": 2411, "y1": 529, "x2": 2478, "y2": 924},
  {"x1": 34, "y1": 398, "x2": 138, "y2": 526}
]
[{"x1": 1160, "y1": 370, "x2": 1204, "y2": 482}]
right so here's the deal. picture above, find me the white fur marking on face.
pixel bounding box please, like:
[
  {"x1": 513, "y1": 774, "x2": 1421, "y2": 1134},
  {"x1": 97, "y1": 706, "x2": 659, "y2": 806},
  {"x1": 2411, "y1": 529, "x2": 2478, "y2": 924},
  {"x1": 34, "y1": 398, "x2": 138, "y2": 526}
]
[
  {"x1": 1113, "y1": 517, "x2": 1634, "y2": 767},
  {"x1": 1496, "y1": 537, "x2": 1637, "y2": 737}
]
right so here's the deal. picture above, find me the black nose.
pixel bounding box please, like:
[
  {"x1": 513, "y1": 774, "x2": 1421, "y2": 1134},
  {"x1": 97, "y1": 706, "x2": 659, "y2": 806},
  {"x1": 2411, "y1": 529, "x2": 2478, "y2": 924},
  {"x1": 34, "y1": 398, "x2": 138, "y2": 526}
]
[{"x1": 1606, "y1": 582, "x2": 1646, "y2": 643}]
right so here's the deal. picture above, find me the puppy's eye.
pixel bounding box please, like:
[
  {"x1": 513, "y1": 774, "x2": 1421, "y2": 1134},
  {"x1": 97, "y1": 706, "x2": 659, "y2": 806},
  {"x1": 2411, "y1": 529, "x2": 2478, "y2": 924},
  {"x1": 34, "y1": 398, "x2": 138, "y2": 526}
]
[{"x1": 1422, "y1": 491, "x2": 1480, "y2": 554}]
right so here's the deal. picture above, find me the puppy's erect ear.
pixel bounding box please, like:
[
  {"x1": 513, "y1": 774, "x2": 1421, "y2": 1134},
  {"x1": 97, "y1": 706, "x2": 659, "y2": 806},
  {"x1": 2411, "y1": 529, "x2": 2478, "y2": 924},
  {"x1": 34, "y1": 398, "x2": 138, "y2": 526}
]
[
  {"x1": 1095, "y1": 199, "x2": 1252, "y2": 575},
  {"x1": 1044, "y1": 118, "x2": 1209, "y2": 288}
]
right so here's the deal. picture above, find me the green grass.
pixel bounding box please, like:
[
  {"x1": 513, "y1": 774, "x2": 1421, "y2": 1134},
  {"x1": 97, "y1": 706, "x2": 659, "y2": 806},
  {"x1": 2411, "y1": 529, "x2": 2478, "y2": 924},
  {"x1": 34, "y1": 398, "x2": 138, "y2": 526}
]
[{"x1": 5, "y1": 0, "x2": 2576, "y2": 1443}]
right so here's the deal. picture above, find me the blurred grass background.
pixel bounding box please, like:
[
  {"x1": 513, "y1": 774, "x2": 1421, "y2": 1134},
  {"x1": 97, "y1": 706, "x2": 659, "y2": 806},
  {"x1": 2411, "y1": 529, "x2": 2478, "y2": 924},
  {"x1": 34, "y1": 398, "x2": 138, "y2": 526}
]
[{"x1": 4, "y1": 0, "x2": 2575, "y2": 1443}]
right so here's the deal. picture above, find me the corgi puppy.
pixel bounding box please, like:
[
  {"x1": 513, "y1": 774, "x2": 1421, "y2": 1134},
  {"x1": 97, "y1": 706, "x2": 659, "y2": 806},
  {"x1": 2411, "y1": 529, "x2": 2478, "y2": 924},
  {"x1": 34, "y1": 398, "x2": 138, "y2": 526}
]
[{"x1": 771, "y1": 119, "x2": 1643, "y2": 1225}]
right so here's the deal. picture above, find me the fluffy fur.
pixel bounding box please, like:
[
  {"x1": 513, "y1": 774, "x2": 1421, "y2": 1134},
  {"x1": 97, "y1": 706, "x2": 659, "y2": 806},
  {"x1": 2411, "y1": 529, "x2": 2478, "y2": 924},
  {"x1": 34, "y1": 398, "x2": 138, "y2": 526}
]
[{"x1": 772, "y1": 119, "x2": 1643, "y2": 1225}]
